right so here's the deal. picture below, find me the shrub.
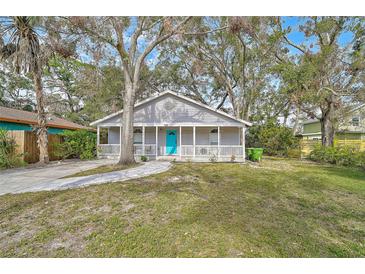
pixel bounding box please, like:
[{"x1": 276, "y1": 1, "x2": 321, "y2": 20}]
[
  {"x1": 55, "y1": 130, "x2": 96, "y2": 160},
  {"x1": 309, "y1": 144, "x2": 364, "y2": 168},
  {"x1": 0, "y1": 129, "x2": 25, "y2": 169},
  {"x1": 140, "y1": 155, "x2": 148, "y2": 162},
  {"x1": 230, "y1": 154, "x2": 236, "y2": 162},
  {"x1": 209, "y1": 154, "x2": 217, "y2": 163},
  {"x1": 246, "y1": 122, "x2": 299, "y2": 157}
]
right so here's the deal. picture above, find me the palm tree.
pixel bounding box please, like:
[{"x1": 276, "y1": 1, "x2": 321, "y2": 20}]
[{"x1": 1, "y1": 16, "x2": 50, "y2": 164}]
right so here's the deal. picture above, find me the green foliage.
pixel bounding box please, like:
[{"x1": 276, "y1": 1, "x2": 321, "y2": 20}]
[
  {"x1": 0, "y1": 67, "x2": 34, "y2": 108},
  {"x1": 55, "y1": 130, "x2": 96, "y2": 160},
  {"x1": 140, "y1": 155, "x2": 148, "y2": 162},
  {"x1": 247, "y1": 122, "x2": 299, "y2": 157},
  {"x1": 309, "y1": 144, "x2": 365, "y2": 168},
  {"x1": 0, "y1": 129, "x2": 25, "y2": 169}
]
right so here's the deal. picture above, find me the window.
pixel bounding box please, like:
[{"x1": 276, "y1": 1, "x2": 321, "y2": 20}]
[
  {"x1": 209, "y1": 128, "x2": 218, "y2": 145},
  {"x1": 133, "y1": 128, "x2": 142, "y2": 144},
  {"x1": 352, "y1": 117, "x2": 360, "y2": 127}
]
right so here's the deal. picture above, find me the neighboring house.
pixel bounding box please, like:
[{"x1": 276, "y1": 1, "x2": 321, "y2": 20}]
[
  {"x1": 0, "y1": 106, "x2": 92, "y2": 163},
  {"x1": 91, "y1": 90, "x2": 252, "y2": 162},
  {"x1": 0, "y1": 106, "x2": 91, "y2": 133},
  {"x1": 299, "y1": 104, "x2": 365, "y2": 155}
]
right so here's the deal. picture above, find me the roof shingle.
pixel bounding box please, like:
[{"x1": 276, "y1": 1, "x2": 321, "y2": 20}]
[{"x1": 0, "y1": 106, "x2": 91, "y2": 131}]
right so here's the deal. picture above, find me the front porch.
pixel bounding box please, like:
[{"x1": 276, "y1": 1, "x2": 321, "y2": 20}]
[{"x1": 97, "y1": 126, "x2": 246, "y2": 162}]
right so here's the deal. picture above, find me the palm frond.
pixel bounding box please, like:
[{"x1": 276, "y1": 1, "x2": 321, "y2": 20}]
[{"x1": 0, "y1": 16, "x2": 41, "y2": 73}]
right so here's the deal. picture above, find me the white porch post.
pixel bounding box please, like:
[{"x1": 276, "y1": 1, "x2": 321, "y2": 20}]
[
  {"x1": 217, "y1": 126, "x2": 220, "y2": 160},
  {"x1": 193, "y1": 126, "x2": 196, "y2": 158},
  {"x1": 120, "y1": 125, "x2": 122, "y2": 155},
  {"x1": 242, "y1": 126, "x2": 246, "y2": 161},
  {"x1": 142, "y1": 126, "x2": 145, "y2": 156},
  {"x1": 96, "y1": 126, "x2": 100, "y2": 158},
  {"x1": 179, "y1": 126, "x2": 182, "y2": 160},
  {"x1": 155, "y1": 126, "x2": 158, "y2": 159}
]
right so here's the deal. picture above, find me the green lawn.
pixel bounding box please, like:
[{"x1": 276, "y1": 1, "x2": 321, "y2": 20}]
[
  {"x1": 62, "y1": 163, "x2": 141, "y2": 178},
  {"x1": 0, "y1": 158, "x2": 364, "y2": 257}
]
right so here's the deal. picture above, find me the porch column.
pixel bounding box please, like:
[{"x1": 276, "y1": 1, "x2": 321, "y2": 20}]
[
  {"x1": 242, "y1": 126, "x2": 246, "y2": 161},
  {"x1": 193, "y1": 126, "x2": 196, "y2": 158},
  {"x1": 120, "y1": 125, "x2": 122, "y2": 155},
  {"x1": 142, "y1": 126, "x2": 145, "y2": 156},
  {"x1": 96, "y1": 126, "x2": 100, "y2": 158},
  {"x1": 155, "y1": 126, "x2": 158, "y2": 159},
  {"x1": 217, "y1": 126, "x2": 220, "y2": 160},
  {"x1": 179, "y1": 126, "x2": 182, "y2": 160}
]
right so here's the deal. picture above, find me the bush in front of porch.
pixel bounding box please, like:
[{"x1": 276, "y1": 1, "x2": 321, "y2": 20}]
[{"x1": 247, "y1": 122, "x2": 299, "y2": 157}]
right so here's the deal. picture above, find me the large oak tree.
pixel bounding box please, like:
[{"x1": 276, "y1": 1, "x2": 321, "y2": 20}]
[{"x1": 65, "y1": 16, "x2": 192, "y2": 164}]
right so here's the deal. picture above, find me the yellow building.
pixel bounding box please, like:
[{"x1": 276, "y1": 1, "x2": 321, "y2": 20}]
[{"x1": 299, "y1": 104, "x2": 365, "y2": 156}]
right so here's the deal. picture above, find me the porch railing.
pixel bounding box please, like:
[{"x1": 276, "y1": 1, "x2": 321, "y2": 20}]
[
  {"x1": 219, "y1": 146, "x2": 244, "y2": 156},
  {"x1": 180, "y1": 145, "x2": 243, "y2": 157},
  {"x1": 98, "y1": 144, "x2": 120, "y2": 157},
  {"x1": 133, "y1": 144, "x2": 156, "y2": 156},
  {"x1": 98, "y1": 144, "x2": 157, "y2": 157},
  {"x1": 98, "y1": 144, "x2": 243, "y2": 158}
]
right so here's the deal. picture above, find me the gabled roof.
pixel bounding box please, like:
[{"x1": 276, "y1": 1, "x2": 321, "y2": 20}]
[
  {"x1": 90, "y1": 90, "x2": 252, "y2": 127},
  {"x1": 0, "y1": 106, "x2": 92, "y2": 131}
]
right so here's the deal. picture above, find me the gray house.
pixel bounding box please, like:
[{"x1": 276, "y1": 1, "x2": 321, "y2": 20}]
[{"x1": 90, "y1": 91, "x2": 252, "y2": 162}]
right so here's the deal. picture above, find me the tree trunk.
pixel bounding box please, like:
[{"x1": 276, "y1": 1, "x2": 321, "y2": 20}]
[
  {"x1": 292, "y1": 106, "x2": 301, "y2": 135},
  {"x1": 119, "y1": 78, "x2": 137, "y2": 165},
  {"x1": 33, "y1": 66, "x2": 49, "y2": 164},
  {"x1": 242, "y1": 102, "x2": 250, "y2": 121},
  {"x1": 320, "y1": 117, "x2": 335, "y2": 147},
  {"x1": 320, "y1": 95, "x2": 336, "y2": 147}
]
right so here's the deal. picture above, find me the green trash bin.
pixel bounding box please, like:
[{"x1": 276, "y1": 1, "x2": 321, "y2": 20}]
[
  {"x1": 247, "y1": 148, "x2": 263, "y2": 162},
  {"x1": 246, "y1": 148, "x2": 254, "y2": 160}
]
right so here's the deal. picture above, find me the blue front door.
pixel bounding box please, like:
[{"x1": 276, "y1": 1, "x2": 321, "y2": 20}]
[{"x1": 166, "y1": 129, "x2": 177, "y2": 155}]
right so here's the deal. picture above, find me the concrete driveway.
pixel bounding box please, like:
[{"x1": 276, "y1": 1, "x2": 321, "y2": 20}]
[
  {"x1": 0, "y1": 159, "x2": 115, "y2": 195},
  {"x1": 0, "y1": 160, "x2": 172, "y2": 195}
]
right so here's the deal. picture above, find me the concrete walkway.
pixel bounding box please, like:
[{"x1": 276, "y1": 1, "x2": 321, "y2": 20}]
[{"x1": 0, "y1": 160, "x2": 171, "y2": 195}]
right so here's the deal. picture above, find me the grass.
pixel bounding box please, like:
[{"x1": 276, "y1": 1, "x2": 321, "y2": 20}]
[
  {"x1": 62, "y1": 163, "x2": 141, "y2": 178},
  {"x1": 0, "y1": 158, "x2": 364, "y2": 257}
]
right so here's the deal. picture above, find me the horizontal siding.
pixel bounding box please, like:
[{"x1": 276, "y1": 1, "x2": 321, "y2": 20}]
[{"x1": 303, "y1": 122, "x2": 321, "y2": 134}]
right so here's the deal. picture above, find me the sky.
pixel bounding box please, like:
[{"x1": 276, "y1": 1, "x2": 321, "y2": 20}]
[{"x1": 281, "y1": 16, "x2": 355, "y2": 55}]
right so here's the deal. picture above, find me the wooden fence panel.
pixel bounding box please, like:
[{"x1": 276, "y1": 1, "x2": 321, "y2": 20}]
[
  {"x1": 300, "y1": 140, "x2": 320, "y2": 157},
  {"x1": 300, "y1": 138, "x2": 365, "y2": 158},
  {"x1": 334, "y1": 139, "x2": 364, "y2": 150},
  {"x1": 7, "y1": 130, "x2": 64, "y2": 163},
  {"x1": 7, "y1": 131, "x2": 25, "y2": 158},
  {"x1": 24, "y1": 131, "x2": 39, "y2": 163},
  {"x1": 48, "y1": 134, "x2": 63, "y2": 161}
]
